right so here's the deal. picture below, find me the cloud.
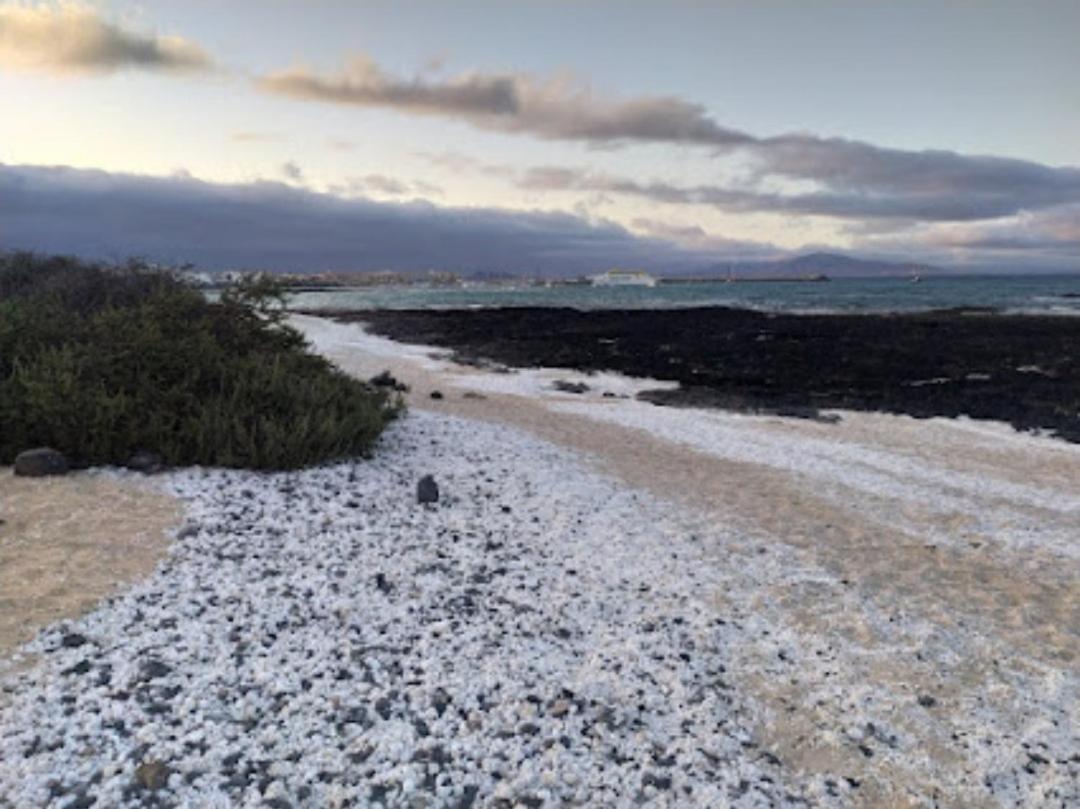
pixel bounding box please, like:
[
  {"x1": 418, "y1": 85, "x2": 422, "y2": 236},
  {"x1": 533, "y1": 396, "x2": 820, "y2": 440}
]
[
  {"x1": 258, "y1": 56, "x2": 752, "y2": 148},
  {"x1": 909, "y1": 206, "x2": 1080, "y2": 253},
  {"x1": 0, "y1": 3, "x2": 213, "y2": 75},
  {"x1": 630, "y1": 218, "x2": 780, "y2": 259},
  {"x1": 0, "y1": 162, "x2": 730, "y2": 274},
  {"x1": 328, "y1": 174, "x2": 445, "y2": 198},
  {"x1": 280, "y1": 161, "x2": 305, "y2": 183},
  {"x1": 259, "y1": 54, "x2": 1080, "y2": 225},
  {"x1": 516, "y1": 162, "x2": 1080, "y2": 224}
]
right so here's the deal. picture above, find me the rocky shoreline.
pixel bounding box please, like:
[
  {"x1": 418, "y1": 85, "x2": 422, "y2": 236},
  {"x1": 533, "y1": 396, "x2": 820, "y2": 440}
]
[
  {"x1": 332, "y1": 307, "x2": 1080, "y2": 442},
  {"x1": 3, "y1": 410, "x2": 1076, "y2": 807}
]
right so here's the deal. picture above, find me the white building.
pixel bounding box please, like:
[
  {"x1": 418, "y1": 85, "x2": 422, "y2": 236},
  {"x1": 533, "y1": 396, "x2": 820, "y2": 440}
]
[{"x1": 590, "y1": 269, "x2": 658, "y2": 287}]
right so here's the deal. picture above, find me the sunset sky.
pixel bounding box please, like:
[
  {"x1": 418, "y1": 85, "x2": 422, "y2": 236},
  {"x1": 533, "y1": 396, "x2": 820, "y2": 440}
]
[{"x1": 2, "y1": 0, "x2": 1078, "y2": 273}]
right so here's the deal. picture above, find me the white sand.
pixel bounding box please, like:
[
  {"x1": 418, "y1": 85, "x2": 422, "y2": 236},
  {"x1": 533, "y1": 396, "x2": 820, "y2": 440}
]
[{"x1": 292, "y1": 313, "x2": 1080, "y2": 807}]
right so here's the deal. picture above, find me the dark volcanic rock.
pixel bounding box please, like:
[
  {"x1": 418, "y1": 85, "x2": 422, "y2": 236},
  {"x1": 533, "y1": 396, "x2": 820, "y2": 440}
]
[
  {"x1": 14, "y1": 448, "x2": 69, "y2": 478},
  {"x1": 370, "y1": 370, "x2": 409, "y2": 392},
  {"x1": 341, "y1": 307, "x2": 1080, "y2": 443},
  {"x1": 553, "y1": 380, "x2": 590, "y2": 394},
  {"x1": 417, "y1": 475, "x2": 439, "y2": 504},
  {"x1": 126, "y1": 451, "x2": 165, "y2": 474}
]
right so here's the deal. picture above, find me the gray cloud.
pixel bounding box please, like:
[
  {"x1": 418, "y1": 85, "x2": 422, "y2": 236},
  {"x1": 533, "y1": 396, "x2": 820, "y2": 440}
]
[
  {"x1": 853, "y1": 205, "x2": 1080, "y2": 271},
  {"x1": 328, "y1": 174, "x2": 445, "y2": 198},
  {"x1": 0, "y1": 4, "x2": 212, "y2": 74},
  {"x1": 280, "y1": 161, "x2": 305, "y2": 183},
  {"x1": 0, "y1": 163, "x2": 724, "y2": 274},
  {"x1": 259, "y1": 55, "x2": 1080, "y2": 224},
  {"x1": 258, "y1": 56, "x2": 752, "y2": 148},
  {"x1": 517, "y1": 163, "x2": 1080, "y2": 223}
]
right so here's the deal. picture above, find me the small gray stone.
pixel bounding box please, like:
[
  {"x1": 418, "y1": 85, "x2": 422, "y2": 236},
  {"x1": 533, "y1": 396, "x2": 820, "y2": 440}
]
[
  {"x1": 417, "y1": 475, "x2": 439, "y2": 504},
  {"x1": 133, "y1": 760, "x2": 171, "y2": 791},
  {"x1": 14, "y1": 448, "x2": 69, "y2": 478}
]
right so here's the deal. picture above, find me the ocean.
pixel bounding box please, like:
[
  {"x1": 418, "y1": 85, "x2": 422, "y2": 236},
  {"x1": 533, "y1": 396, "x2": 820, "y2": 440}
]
[{"x1": 286, "y1": 274, "x2": 1080, "y2": 314}]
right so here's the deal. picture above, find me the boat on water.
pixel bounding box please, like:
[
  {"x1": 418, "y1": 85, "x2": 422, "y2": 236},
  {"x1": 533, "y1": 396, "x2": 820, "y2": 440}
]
[{"x1": 591, "y1": 269, "x2": 658, "y2": 288}]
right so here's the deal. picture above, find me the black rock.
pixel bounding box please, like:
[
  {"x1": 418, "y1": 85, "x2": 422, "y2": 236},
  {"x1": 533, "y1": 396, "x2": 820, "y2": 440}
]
[
  {"x1": 417, "y1": 475, "x2": 439, "y2": 504},
  {"x1": 14, "y1": 448, "x2": 69, "y2": 478},
  {"x1": 61, "y1": 633, "x2": 88, "y2": 649},
  {"x1": 351, "y1": 307, "x2": 1080, "y2": 445},
  {"x1": 918, "y1": 694, "x2": 937, "y2": 708},
  {"x1": 126, "y1": 451, "x2": 165, "y2": 474},
  {"x1": 370, "y1": 370, "x2": 409, "y2": 392},
  {"x1": 141, "y1": 659, "x2": 172, "y2": 680},
  {"x1": 430, "y1": 390, "x2": 444, "y2": 400},
  {"x1": 553, "y1": 380, "x2": 590, "y2": 394}
]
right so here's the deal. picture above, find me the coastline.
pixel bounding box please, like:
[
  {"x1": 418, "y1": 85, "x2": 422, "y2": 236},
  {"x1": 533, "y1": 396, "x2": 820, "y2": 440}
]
[
  {"x1": 0, "y1": 313, "x2": 1075, "y2": 807},
  {"x1": 329, "y1": 305, "x2": 1080, "y2": 443}
]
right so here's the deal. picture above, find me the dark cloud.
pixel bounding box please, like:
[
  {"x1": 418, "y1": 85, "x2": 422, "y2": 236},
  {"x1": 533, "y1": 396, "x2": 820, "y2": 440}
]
[
  {"x1": 259, "y1": 55, "x2": 1080, "y2": 225},
  {"x1": 0, "y1": 163, "x2": 724, "y2": 274},
  {"x1": 258, "y1": 56, "x2": 752, "y2": 148},
  {"x1": 0, "y1": 5, "x2": 212, "y2": 74},
  {"x1": 517, "y1": 162, "x2": 1080, "y2": 223},
  {"x1": 854, "y1": 205, "x2": 1080, "y2": 271}
]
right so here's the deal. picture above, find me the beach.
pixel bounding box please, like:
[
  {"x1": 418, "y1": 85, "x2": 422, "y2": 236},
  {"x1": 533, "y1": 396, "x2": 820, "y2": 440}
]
[{"x1": 0, "y1": 313, "x2": 1076, "y2": 807}]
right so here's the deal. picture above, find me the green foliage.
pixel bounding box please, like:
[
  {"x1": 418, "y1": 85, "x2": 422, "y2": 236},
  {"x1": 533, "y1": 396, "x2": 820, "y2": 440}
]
[{"x1": 0, "y1": 253, "x2": 401, "y2": 469}]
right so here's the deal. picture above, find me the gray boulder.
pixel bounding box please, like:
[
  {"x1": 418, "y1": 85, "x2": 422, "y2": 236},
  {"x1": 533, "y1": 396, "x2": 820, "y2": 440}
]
[
  {"x1": 14, "y1": 448, "x2": 69, "y2": 478},
  {"x1": 417, "y1": 475, "x2": 439, "y2": 504}
]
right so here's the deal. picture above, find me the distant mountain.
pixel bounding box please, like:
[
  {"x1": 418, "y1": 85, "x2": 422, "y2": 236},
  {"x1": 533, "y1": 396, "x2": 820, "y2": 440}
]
[{"x1": 702, "y1": 252, "x2": 939, "y2": 279}]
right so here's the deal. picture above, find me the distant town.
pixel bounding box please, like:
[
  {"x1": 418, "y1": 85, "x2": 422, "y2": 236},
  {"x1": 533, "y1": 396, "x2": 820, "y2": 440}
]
[{"x1": 174, "y1": 252, "x2": 938, "y2": 289}]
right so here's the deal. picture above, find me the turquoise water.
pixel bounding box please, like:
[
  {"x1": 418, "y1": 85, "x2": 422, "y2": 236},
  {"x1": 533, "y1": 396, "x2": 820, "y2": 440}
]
[{"x1": 288, "y1": 275, "x2": 1080, "y2": 314}]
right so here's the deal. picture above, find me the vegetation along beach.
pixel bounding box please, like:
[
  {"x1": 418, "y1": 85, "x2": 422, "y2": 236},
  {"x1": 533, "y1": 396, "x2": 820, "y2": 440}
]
[{"x1": 2, "y1": 2, "x2": 1079, "y2": 807}]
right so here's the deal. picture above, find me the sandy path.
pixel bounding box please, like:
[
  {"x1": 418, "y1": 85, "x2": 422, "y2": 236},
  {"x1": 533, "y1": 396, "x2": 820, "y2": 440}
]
[
  {"x1": 296, "y1": 313, "x2": 1080, "y2": 807},
  {"x1": 0, "y1": 469, "x2": 182, "y2": 666}
]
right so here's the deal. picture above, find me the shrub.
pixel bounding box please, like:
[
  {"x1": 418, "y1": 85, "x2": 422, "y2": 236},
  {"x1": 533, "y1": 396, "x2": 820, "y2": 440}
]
[{"x1": 0, "y1": 253, "x2": 401, "y2": 469}]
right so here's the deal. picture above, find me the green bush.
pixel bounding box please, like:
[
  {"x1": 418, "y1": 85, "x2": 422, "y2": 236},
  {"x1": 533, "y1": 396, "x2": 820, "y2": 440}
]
[{"x1": 0, "y1": 252, "x2": 401, "y2": 469}]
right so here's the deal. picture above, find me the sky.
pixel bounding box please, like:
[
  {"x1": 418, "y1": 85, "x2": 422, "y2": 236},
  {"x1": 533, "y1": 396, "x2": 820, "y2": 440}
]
[{"x1": 1, "y1": 0, "x2": 1078, "y2": 274}]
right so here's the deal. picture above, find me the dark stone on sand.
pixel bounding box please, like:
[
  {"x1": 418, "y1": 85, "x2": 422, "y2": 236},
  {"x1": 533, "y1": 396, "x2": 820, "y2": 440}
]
[
  {"x1": 14, "y1": 448, "x2": 69, "y2": 478},
  {"x1": 918, "y1": 694, "x2": 937, "y2": 708},
  {"x1": 61, "y1": 633, "x2": 88, "y2": 649},
  {"x1": 63, "y1": 660, "x2": 92, "y2": 676},
  {"x1": 370, "y1": 370, "x2": 409, "y2": 392},
  {"x1": 553, "y1": 380, "x2": 590, "y2": 394},
  {"x1": 141, "y1": 659, "x2": 172, "y2": 680},
  {"x1": 417, "y1": 474, "x2": 439, "y2": 504},
  {"x1": 126, "y1": 450, "x2": 165, "y2": 474},
  {"x1": 430, "y1": 390, "x2": 444, "y2": 400},
  {"x1": 345, "y1": 306, "x2": 1080, "y2": 443}
]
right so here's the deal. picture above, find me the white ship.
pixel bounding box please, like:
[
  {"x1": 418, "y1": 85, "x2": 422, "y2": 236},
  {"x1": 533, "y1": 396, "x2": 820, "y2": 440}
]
[{"x1": 590, "y1": 269, "x2": 657, "y2": 287}]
